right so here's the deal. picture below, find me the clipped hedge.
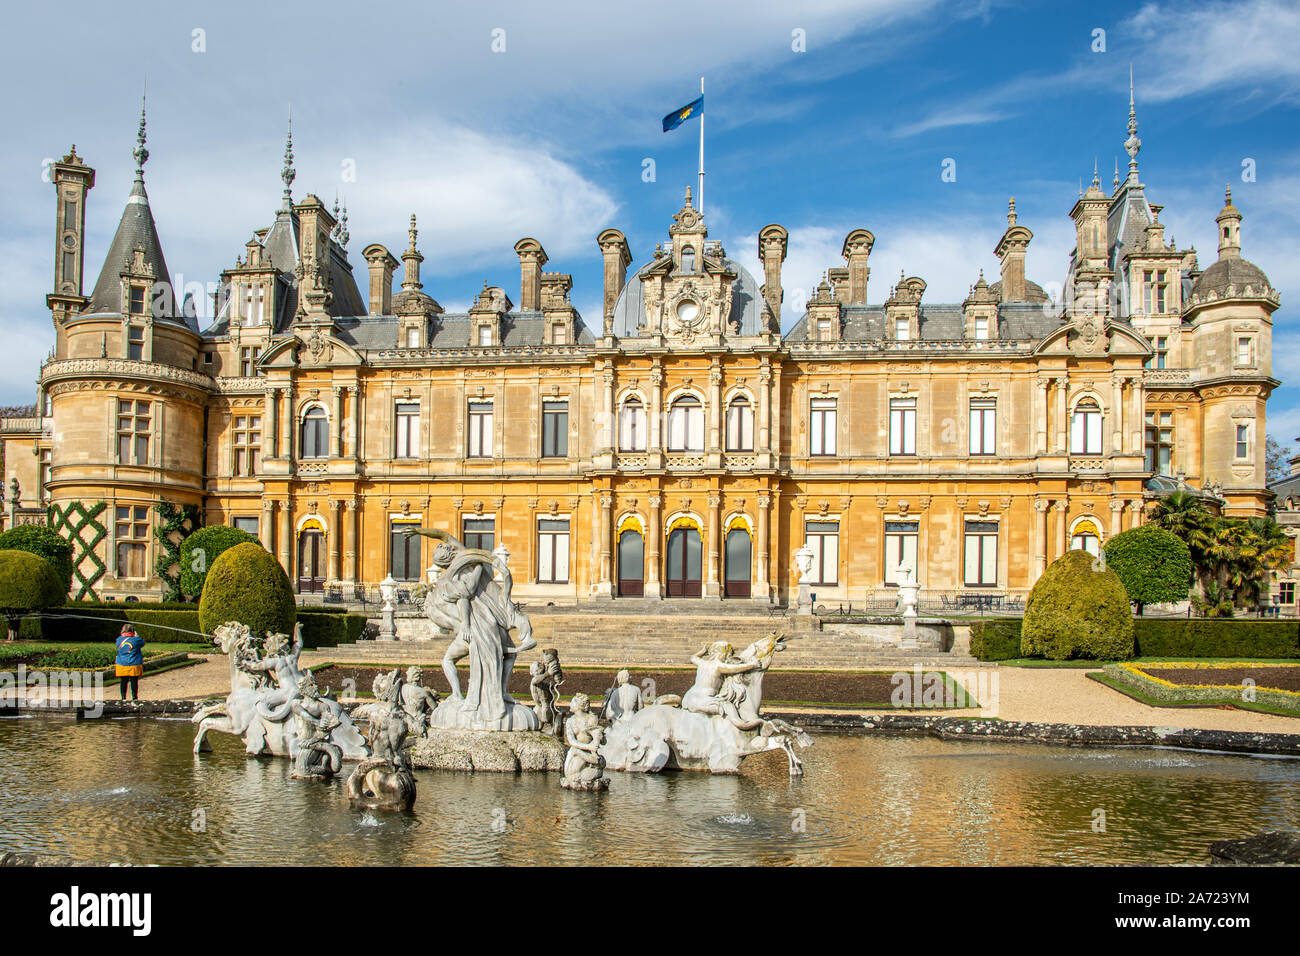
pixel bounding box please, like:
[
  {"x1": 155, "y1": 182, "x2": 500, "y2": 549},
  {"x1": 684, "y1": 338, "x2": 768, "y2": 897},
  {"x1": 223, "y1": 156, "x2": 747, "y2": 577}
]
[
  {"x1": 199, "y1": 543, "x2": 296, "y2": 638},
  {"x1": 0, "y1": 551, "x2": 68, "y2": 639},
  {"x1": 970, "y1": 616, "x2": 1300, "y2": 661},
  {"x1": 0, "y1": 525, "x2": 74, "y2": 597},
  {"x1": 968, "y1": 618, "x2": 1023, "y2": 661},
  {"x1": 179, "y1": 525, "x2": 261, "y2": 601},
  {"x1": 1022, "y1": 550, "x2": 1135, "y2": 660}
]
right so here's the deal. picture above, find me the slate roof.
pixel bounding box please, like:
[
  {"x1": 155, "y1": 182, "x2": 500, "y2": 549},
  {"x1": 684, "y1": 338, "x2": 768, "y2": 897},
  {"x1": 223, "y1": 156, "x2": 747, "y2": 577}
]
[
  {"x1": 1190, "y1": 256, "x2": 1272, "y2": 298},
  {"x1": 333, "y1": 312, "x2": 595, "y2": 351},
  {"x1": 783, "y1": 301, "x2": 1061, "y2": 343}
]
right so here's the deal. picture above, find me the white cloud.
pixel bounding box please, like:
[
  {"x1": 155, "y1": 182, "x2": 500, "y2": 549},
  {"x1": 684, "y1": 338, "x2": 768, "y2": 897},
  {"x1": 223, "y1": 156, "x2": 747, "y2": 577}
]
[{"x1": 891, "y1": 109, "x2": 1009, "y2": 139}]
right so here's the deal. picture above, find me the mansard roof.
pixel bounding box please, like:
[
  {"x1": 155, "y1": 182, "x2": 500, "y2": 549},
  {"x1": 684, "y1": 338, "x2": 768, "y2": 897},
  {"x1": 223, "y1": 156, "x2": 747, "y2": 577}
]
[
  {"x1": 333, "y1": 311, "x2": 594, "y2": 351},
  {"x1": 783, "y1": 301, "x2": 1061, "y2": 343}
]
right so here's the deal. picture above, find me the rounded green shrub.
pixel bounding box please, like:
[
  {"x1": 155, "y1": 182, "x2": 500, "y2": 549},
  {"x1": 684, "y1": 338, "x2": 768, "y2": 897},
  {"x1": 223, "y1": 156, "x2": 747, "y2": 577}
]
[
  {"x1": 179, "y1": 525, "x2": 260, "y2": 601},
  {"x1": 1102, "y1": 524, "x2": 1192, "y2": 612},
  {"x1": 198, "y1": 542, "x2": 295, "y2": 638},
  {"x1": 0, "y1": 550, "x2": 68, "y2": 639},
  {"x1": 1022, "y1": 549, "x2": 1135, "y2": 660},
  {"x1": 0, "y1": 525, "x2": 73, "y2": 597}
]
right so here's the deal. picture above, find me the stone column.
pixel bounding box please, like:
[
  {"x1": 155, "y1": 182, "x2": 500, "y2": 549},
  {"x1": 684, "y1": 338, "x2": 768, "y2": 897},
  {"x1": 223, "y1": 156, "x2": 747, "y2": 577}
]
[
  {"x1": 706, "y1": 492, "x2": 721, "y2": 597},
  {"x1": 648, "y1": 364, "x2": 663, "y2": 453},
  {"x1": 349, "y1": 386, "x2": 361, "y2": 464},
  {"x1": 597, "y1": 493, "x2": 613, "y2": 597},
  {"x1": 1110, "y1": 498, "x2": 1125, "y2": 537},
  {"x1": 344, "y1": 499, "x2": 359, "y2": 583},
  {"x1": 708, "y1": 362, "x2": 722, "y2": 452},
  {"x1": 279, "y1": 499, "x2": 294, "y2": 584},
  {"x1": 1052, "y1": 500, "x2": 1068, "y2": 560},
  {"x1": 1130, "y1": 378, "x2": 1145, "y2": 455},
  {"x1": 1054, "y1": 375, "x2": 1068, "y2": 453},
  {"x1": 1129, "y1": 498, "x2": 1145, "y2": 530},
  {"x1": 755, "y1": 492, "x2": 771, "y2": 603},
  {"x1": 758, "y1": 361, "x2": 772, "y2": 453},
  {"x1": 1033, "y1": 499, "x2": 1049, "y2": 577},
  {"x1": 646, "y1": 494, "x2": 662, "y2": 598},
  {"x1": 1111, "y1": 375, "x2": 1124, "y2": 454},
  {"x1": 600, "y1": 367, "x2": 615, "y2": 453},
  {"x1": 261, "y1": 499, "x2": 276, "y2": 552},
  {"x1": 281, "y1": 385, "x2": 294, "y2": 464},
  {"x1": 332, "y1": 386, "x2": 344, "y2": 458},
  {"x1": 264, "y1": 389, "x2": 278, "y2": 460},
  {"x1": 1035, "y1": 377, "x2": 1049, "y2": 455},
  {"x1": 330, "y1": 499, "x2": 343, "y2": 581}
]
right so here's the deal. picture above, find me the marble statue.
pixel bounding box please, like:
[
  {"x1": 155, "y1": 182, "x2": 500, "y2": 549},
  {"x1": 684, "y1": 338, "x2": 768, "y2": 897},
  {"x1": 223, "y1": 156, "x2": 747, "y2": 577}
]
[
  {"x1": 399, "y1": 666, "x2": 441, "y2": 736},
  {"x1": 193, "y1": 621, "x2": 368, "y2": 760},
  {"x1": 601, "y1": 634, "x2": 812, "y2": 775},
  {"x1": 345, "y1": 669, "x2": 418, "y2": 810},
  {"x1": 290, "y1": 672, "x2": 343, "y2": 780},
  {"x1": 403, "y1": 527, "x2": 539, "y2": 731},
  {"x1": 529, "y1": 648, "x2": 564, "y2": 735},
  {"x1": 346, "y1": 756, "x2": 417, "y2": 812},
  {"x1": 600, "y1": 669, "x2": 644, "y2": 724},
  {"x1": 560, "y1": 693, "x2": 609, "y2": 791}
]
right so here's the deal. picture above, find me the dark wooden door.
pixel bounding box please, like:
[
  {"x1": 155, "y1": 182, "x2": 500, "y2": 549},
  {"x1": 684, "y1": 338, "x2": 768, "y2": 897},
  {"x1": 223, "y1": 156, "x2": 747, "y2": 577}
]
[
  {"x1": 297, "y1": 530, "x2": 326, "y2": 593},
  {"x1": 617, "y1": 529, "x2": 644, "y2": 597},
  {"x1": 666, "y1": 527, "x2": 702, "y2": 598},
  {"x1": 724, "y1": 527, "x2": 751, "y2": 598}
]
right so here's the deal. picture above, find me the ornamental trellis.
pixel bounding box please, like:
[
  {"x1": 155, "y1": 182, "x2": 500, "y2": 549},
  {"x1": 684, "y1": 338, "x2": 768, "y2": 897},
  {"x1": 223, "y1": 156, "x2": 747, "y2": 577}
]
[{"x1": 46, "y1": 500, "x2": 108, "y2": 601}]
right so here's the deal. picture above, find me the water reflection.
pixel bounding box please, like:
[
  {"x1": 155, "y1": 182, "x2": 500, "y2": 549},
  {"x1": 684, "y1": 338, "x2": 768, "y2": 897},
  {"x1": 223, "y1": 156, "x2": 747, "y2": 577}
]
[{"x1": 1, "y1": 717, "x2": 1297, "y2": 865}]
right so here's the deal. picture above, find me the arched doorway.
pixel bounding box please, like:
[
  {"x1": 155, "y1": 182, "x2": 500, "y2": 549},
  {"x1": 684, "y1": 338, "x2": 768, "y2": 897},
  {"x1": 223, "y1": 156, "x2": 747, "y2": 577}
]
[
  {"x1": 666, "y1": 524, "x2": 702, "y2": 597},
  {"x1": 724, "y1": 526, "x2": 751, "y2": 598},
  {"x1": 618, "y1": 528, "x2": 644, "y2": 597},
  {"x1": 297, "y1": 520, "x2": 326, "y2": 593}
]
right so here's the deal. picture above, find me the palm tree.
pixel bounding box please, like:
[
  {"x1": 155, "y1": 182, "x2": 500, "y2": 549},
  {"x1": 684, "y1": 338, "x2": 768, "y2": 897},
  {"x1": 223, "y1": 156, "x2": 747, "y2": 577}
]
[{"x1": 1147, "y1": 491, "x2": 1214, "y2": 584}]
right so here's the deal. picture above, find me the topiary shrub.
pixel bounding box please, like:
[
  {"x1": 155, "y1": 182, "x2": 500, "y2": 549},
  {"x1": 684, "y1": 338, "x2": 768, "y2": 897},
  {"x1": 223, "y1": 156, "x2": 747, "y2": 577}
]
[
  {"x1": 969, "y1": 618, "x2": 1024, "y2": 661},
  {"x1": 0, "y1": 525, "x2": 74, "y2": 597},
  {"x1": 1102, "y1": 525, "x2": 1193, "y2": 613},
  {"x1": 1022, "y1": 550, "x2": 1135, "y2": 660},
  {"x1": 179, "y1": 525, "x2": 260, "y2": 601},
  {"x1": 0, "y1": 551, "x2": 68, "y2": 640},
  {"x1": 198, "y1": 542, "x2": 295, "y2": 638}
]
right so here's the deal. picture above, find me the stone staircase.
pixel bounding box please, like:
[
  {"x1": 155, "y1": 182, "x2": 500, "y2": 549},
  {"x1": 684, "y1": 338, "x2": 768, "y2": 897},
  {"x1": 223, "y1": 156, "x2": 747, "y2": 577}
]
[{"x1": 309, "y1": 610, "x2": 984, "y2": 671}]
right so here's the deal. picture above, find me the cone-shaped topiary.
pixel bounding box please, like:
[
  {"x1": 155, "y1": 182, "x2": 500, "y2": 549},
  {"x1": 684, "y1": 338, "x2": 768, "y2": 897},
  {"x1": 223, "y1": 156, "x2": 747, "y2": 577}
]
[
  {"x1": 1102, "y1": 524, "x2": 1192, "y2": 613},
  {"x1": 179, "y1": 525, "x2": 260, "y2": 601},
  {"x1": 0, "y1": 550, "x2": 68, "y2": 640},
  {"x1": 198, "y1": 542, "x2": 295, "y2": 638},
  {"x1": 1022, "y1": 549, "x2": 1135, "y2": 660},
  {"x1": 0, "y1": 525, "x2": 74, "y2": 597}
]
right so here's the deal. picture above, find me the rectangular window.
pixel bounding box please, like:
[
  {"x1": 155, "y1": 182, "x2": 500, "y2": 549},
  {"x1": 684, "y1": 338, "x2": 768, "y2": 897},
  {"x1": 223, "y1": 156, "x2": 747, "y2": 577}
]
[
  {"x1": 244, "y1": 284, "x2": 264, "y2": 325},
  {"x1": 232, "y1": 414, "x2": 262, "y2": 476},
  {"x1": 116, "y1": 399, "x2": 150, "y2": 464},
  {"x1": 805, "y1": 520, "x2": 839, "y2": 586},
  {"x1": 127, "y1": 325, "x2": 144, "y2": 361},
  {"x1": 406, "y1": 326, "x2": 420, "y2": 348},
  {"x1": 973, "y1": 317, "x2": 989, "y2": 340},
  {"x1": 894, "y1": 318, "x2": 909, "y2": 341},
  {"x1": 542, "y1": 401, "x2": 569, "y2": 458},
  {"x1": 390, "y1": 522, "x2": 422, "y2": 581},
  {"x1": 726, "y1": 400, "x2": 753, "y2": 451},
  {"x1": 619, "y1": 402, "x2": 646, "y2": 451},
  {"x1": 883, "y1": 521, "x2": 919, "y2": 585},
  {"x1": 1144, "y1": 411, "x2": 1173, "y2": 475},
  {"x1": 62, "y1": 252, "x2": 76, "y2": 281},
  {"x1": 552, "y1": 323, "x2": 567, "y2": 345},
  {"x1": 233, "y1": 516, "x2": 259, "y2": 536},
  {"x1": 395, "y1": 401, "x2": 420, "y2": 459},
  {"x1": 128, "y1": 286, "x2": 146, "y2": 316},
  {"x1": 115, "y1": 505, "x2": 149, "y2": 578},
  {"x1": 817, "y1": 318, "x2": 832, "y2": 341},
  {"x1": 538, "y1": 518, "x2": 571, "y2": 583},
  {"x1": 463, "y1": 517, "x2": 495, "y2": 551},
  {"x1": 810, "y1": 397, "x2": 837, "y2": 456},
  {"x1": 1236, "y1": 424, "x2": 1249, "y2": 459},
  {"x1": 468, "y1": 402, "x2": 493, "y2": 457},
  {"x1": 1236, "y1": 336, "x2": 1253, "y2": 367},
  {"x1": 240, "y1": 346, "x2": 261, "y2": 377},
  {"x1": 478, "y1": 325, "x2": 493, "y2": 346},
  {"x1": 39, "y1": 449, "x2": 51, "y2": 495},
  {"x1": 1070, "y1": 404, "x2": 1102, "y2": 455},
  {"x1": 969, "y1": 398, "x2": 996, "y2": 456},
  {"x1": 889, "y1": 398, "x2": 917, "y2": 455},
  {"x1": 1279, "y1": 581, "x2": 1296, "y2": 605},
  {"x1": 64, "y1": 200, "x2": 77, "y2": 228},
  {"x1": 963, "y1": 520, "x2": 999, "y2": 586}
]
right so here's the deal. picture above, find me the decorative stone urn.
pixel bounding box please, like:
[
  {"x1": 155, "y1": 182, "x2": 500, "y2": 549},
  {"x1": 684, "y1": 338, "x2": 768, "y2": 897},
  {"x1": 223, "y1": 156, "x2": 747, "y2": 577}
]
[{"x1": 379, "y1": 574, "x2": 398, "y2": 641}]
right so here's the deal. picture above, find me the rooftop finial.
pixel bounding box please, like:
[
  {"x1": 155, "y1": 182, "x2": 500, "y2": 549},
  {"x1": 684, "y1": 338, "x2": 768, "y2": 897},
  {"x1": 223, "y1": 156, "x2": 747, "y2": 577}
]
[
  {"x1": 338, "y1": 200, "x2": 349, "y2": 247},
  {"x1": 1113, "y1": 157, "x2": 1120, "y2": 188},
  {"x1": 1007, "y1": 196, "x2": 1017, "y2": 226},
  {"x1": 408, "y1": 213, "x2": 418, "y2": 253},
  {"x1": 132, "y1": 90, "x2": 149, "y2": 182},
  {"x1": 1225, "y1": 183, "x2": 1233, "y2": 206},
  {"x1": 1092, "y1": 157, "x2": 1100, "y2": 188},
  {"x1": 684, "y1": 185, "x2": 693, "y2": 208},
  {"x1": 280, "y1": 107, "x2": 295, "y2": 212},
  {"x1": 1125, "y1": 65, "x2": 1141, "y2": 185}
]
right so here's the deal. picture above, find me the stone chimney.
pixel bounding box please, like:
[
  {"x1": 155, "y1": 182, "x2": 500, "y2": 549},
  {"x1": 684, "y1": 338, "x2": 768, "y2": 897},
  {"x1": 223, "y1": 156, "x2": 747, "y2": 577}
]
[
  {"x1": 49, "y1": 145, "x2": 95, "y2": 324},
  {"x1": 362, "y1": 243, "x2": 399, "y2": 315},
  {"x1": 841, "y1": 229, "x2": 874, "y2": 305},
  {"x1": 597, "y1": 228, "x2": 632, "y2": 332},
  {"x1": 1216, "y1": 186, "x2": 1242, "y2": 260},
  {"x1": 757, "y1": 224, "x2": 788, "y2": 327},
  {"x1": 514, "y1": 238, "x2": 548, "y2": 312},
  {"x1": 994, "y1": 197, "x2": 1032, "y2": 302}
]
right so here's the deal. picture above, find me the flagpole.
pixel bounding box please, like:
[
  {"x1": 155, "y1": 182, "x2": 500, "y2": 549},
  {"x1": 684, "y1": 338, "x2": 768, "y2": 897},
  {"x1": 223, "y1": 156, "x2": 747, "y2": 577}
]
[{"x1": 698, "y1": 76, "x2": 705, "y2": 216}]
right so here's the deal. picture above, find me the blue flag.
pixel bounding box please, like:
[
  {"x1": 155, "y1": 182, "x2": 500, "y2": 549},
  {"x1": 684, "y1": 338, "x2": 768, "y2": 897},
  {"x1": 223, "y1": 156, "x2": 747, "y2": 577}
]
[{"x1": 663, "y1": 96, "x2": 703, "y2": 132}]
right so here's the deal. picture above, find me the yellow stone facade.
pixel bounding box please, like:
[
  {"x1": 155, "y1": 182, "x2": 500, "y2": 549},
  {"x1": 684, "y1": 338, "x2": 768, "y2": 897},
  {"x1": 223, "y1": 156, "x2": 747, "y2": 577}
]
[{"x1": 3, "y1": 103, "x2": 1286, "y2": 606}]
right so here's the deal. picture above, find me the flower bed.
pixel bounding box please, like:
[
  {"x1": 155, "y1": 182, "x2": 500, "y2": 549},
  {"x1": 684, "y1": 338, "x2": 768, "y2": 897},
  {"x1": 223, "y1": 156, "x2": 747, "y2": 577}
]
[{"x1": 1100, "y1": 660, "x2": 1300, "y2": 715}]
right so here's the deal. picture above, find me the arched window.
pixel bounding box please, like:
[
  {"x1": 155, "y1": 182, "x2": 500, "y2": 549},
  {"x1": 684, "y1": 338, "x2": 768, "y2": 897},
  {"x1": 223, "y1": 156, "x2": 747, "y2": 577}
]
[
  {"x1": 300, "y1": 406, "x2": 329, "y2": 459},
  {"x1": 725, "y1": 396, "x2": 753, "y2": 451},
  {"x1": 680, "y1": 246, "x2": 695, "y2": 274},
  {"x1": 1070, "y1": 518, "x2": 1102, "y2": 556},
  {"x1": 1069, "y1": 400, "x2": 1102, "y2": 455},
  {"x1": 667, "y1": 395, "x2": 705, "y2": 452},
  {"x1": 619, "y1": 398, "x2": 646, "y2": 451}
]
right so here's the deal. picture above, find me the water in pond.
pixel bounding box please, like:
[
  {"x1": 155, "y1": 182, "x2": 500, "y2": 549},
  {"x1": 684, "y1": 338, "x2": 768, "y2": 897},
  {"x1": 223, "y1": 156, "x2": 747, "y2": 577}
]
[{"x1": 1, "y1": 715, "x2": 1297, "y2": 865}]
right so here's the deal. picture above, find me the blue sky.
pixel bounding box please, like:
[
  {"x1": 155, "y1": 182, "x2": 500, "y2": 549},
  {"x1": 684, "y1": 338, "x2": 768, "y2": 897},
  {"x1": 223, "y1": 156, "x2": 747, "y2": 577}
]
[{"x1": 1, "y1": 0, "x2": 1297, "y2": 453}]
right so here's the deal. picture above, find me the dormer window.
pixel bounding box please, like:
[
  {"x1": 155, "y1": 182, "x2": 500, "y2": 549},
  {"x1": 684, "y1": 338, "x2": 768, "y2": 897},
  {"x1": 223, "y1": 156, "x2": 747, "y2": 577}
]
[
  {"x1": 895, "y1": 318, "x2": 910, "y2": 341},
  {"x1": 973, "y1": 317, "x2": 989, "y2": 340},
  {"x1": 1144, "y1": 270, "x2": 1167, "y2": 315},
  {"x1": 478, "y1": 325, "x2": 494, "y2": 347},
  {"x1": 681, "y1": 246, "x2": 695, "y2": 274},
  {"x1": 552, "y1": 322, "x2": 567, "y2": 345},
  {"x1": 128, "y1": 286, "x2": 146, "y2": 316},
  {"x1": 406, "y1": 327, "x2": 420, "y2": 348},
  {"x1": 244, "y1": 283, "x2": 264, "y2": 326}
]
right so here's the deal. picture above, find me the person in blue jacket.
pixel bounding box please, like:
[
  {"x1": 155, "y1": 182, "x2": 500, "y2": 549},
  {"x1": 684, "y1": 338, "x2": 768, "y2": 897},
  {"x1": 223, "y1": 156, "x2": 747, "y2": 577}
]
[{"x1": 115, "y1": 624, "x2": 145, "y2": 701}]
